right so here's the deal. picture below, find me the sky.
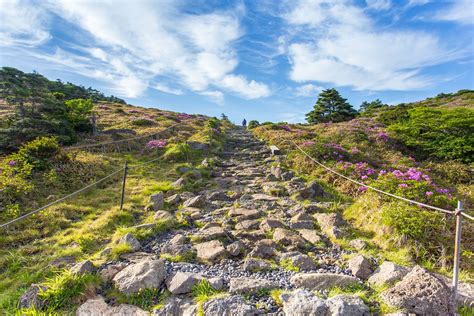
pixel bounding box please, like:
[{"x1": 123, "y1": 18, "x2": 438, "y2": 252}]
[{"x1": 0, "y1": 0, "x2": 473, "y2": 123}]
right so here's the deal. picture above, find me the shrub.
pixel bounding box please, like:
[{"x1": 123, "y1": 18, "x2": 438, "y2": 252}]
[
  {"x1": 15, "y1": 136, "x2": 61, "y2": 171},
  {"x1": 132, "y1": 117, "x2": 155, "y2": 126},
  {"x1": 247, "y1": 120, "x2": 260, "y2": 129},
  {"x1": 163, "y1": 143, "x2": 195, "y2": 162}
]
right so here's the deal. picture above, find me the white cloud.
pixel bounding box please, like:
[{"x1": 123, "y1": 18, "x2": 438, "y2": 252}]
[
  {"x1": 0, "y1": 0, "x2": 270, "y2": 100},
  {"x1": 154, "y1": 83, "x2": 184, "y2": 95},
  {"x1": 433, "y1": 0, "x2": 474, "y2": 25},
  {"x1": 294, "y1": 84, "x2": 324, "y2": 97},
  {"x1": 283, "y1": 0, "x2": 463, "y2": 91},
  {"x1": 218, "y1": 74, "x2": 271, "y2": 99},
  {"x1": 0, "y1": 0, "x2": 51, "y2": 46},
  {"x1": 365, "y1": 0, "x2": 391, "y2": 11},
  {"x1": 407, "y1": 0, "x2": 430, "y2": 7},
  {"x1": 199, "y1": 90, "x2": 224, "y2": 105}
]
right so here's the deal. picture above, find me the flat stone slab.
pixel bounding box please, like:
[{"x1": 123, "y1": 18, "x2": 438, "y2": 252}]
[
  {"x1": 229, "y1": 277, "x2": 278, "y2": 294},
  {"x1": 290, "y1": 273, "x2": 358, "y2": 290}
]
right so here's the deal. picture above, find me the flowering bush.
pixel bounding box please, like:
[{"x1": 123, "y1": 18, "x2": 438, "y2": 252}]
[
  {"x1": 300, "y1": 140, "x2": 316, "y2": 147},
  {"x1": 280, "y1": 125, "x2": 291, "y2": 132},
  {"x1": 132, "y1": 117, "x2": 155, "y2": 126},
  {"x1": 146, "y1": 140, "x2": 167, "y2": 150},
  {"x1": 177, "y1": 113, "x2": 193, "y2": 120}
]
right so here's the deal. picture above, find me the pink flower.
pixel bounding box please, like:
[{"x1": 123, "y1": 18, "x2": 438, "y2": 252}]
[
  {"x1": 281, "y1": 125, "x2": 291, "y2": 132},
  {"x1": 146, "y1": 140, "x2": 167, "y2": 149},
  {"x1": 177, "y1": 113, "x2": 193, "y2": 119},
  {"x1": 361, "y1": 175, "x2": 368, "y2": 179},
  {"x1": 7, "y1": 160, "x2": 16, "y2": 167},
  {"x1": 358, "y1": 186, "x2": 368, "y2": 192},
  {"x1": 425, "y1": 191, "x2": 433, "y2": 196},
  {"x1": 350, "y1": 147, "x2": 360, "y2": 154},
  {"x1": 301, "y1": 140, "x2": 315, "y2": 147},
  {"x1": 398, "y1": 183, "x2": 408, "y2": 188}
]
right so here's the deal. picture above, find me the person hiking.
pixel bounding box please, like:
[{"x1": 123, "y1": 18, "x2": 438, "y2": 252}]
[{"x1": 242, "y1": 118, "x2": 247, "y2": 127}]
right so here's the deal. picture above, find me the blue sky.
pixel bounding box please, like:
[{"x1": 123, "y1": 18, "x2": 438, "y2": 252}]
[{"x1": 1, "y1": 0, "x2": 473, "y2": 123}]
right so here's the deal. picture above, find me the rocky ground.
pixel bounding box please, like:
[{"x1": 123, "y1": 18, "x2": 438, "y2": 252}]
[{"x1": 20, "y1": 128, "x2": 473, "y2": 315}]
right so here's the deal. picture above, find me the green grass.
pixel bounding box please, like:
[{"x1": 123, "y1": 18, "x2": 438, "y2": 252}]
[
  {"x1": 160, "y1": 251, "x2": 196, "y2": 263},
  {"x1": 191, "y1": 280, "x2": 226, "y2": 316},
  {"x1": 38, "y1": 270, "x2": 101, "y2": 312},
  {"x1": 279, "y1": 258, "x2": 300, "y2": 272},
  {"x1": 110, "y1": 243, "x2": 133, "y2": 260}
]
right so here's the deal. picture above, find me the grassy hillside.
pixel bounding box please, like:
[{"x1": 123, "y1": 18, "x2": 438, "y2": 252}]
[
  {"x1": 252, "y1": 91, "x2": 474, "y2": 279},
  {"x1": 0, "y1": 69, "x2": 233, "y2": 313}
]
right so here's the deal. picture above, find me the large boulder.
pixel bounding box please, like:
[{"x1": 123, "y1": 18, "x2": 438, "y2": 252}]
[
  {"x1": 202, "y1": 295, "x2": 257, "y2": 316},
  {"x1": 119, "y1": 233, "x2": 141, "y2": 251},
  {"x1": 195, "y1": 225, "x2": 227, "y2": 241},
  {"x1": 380, "y1": 265, "x2": 453, "y2": 315},
  {"x1": 297, "y1": 229, "x2": 323, "y2": 245},
  {"x1": 18, "y1": 284, "x2": 47, "y2": 309},
  {"x1": 280, "y1": 289, "x2": 328, "y2": 316},
  {"x1": 149, "y1": 192, "x2": 164, "y2": 210},
  {"x1": 367, "y1": 261, "x2": 409, "y2": 286},
  {"x1": 183, "y1": 195, "x2": 206, "y2": 208},
  {"x1": 280, "y1": 252, "x2": 317, "y2": 271},
  {"x1": 112, "y1": 259, "x2": 165, "y2": 295},
  {"x1": 229, "y1": 277, "x2": 278, "y2": 294},
  {"x1": 248, "y1": 239, "x2": 277, "y2": 259},
  {"x1": 291, "y1": 273, "x2": 358, "y2": 291},
  {"x1": 153, "y1": 297, "x2": 197, "y2": 316},
  {"x1": 194, "y1": 240, "x2": 227, "y2": 263},
  {"x1": 347, "y1": 255, "x2": 373, "y2": 280},
  {"x1": 226, "y1": 240, "x2": 245, "y2": 256},
  {"x1": 314, "y1": 213, "x2": 347, "y2": 239},
  {"x1": 327, "y1": 295, "x2": 370, "y2": 316},
  {"x1": 77, "y1": 296, "x2": 149, "y2": 316},
  {"x1": 70, "y1": 260, "x2": 95, "y2": 276},
  {"x1": 166, "y1": 272, "x2": 200, "y2": 295}
]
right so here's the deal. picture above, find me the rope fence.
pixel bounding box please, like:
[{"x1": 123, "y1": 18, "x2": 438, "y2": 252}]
[
  {"x1": 0, "y1": 121, "x2": 196, "y2": 229},
  {"x1": 280, "y1": 139, "x2": 472, "y2": 304}
]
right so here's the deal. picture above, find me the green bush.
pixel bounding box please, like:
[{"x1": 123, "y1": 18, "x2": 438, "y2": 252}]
[
  {"x1": 247, "y1": 120, "x2": 260, "y2": 129},
  {"x1": 388, "y1": 107, "x2": 474, "y2": 162},
  {"x1": 163, "y1": 143, "x2": 196, "y2": 162},
  {"x1": 15, "y1": 137, "x2": 61, "y2": 171}
]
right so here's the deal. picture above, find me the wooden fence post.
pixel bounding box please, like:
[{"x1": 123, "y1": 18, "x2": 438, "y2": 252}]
[
  {"x1": 452, "y1": 200, "x2": 463, "y2": 304},
  {"x1": 120, "y1": 161, "x2": 128, "y2": 210}
]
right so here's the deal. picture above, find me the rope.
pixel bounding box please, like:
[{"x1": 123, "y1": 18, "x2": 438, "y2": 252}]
[
  {"x1": 289, "y1": 140, "x2": 457, "y2": 216},
  {"x1": 63, "y1": 122, "x2": 182, "y2": 151},
  {"x1": 0, "y1": 168, "x2": 124, "y2": 229}
]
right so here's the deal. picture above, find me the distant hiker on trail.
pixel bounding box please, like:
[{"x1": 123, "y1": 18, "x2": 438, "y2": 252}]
[{"x1": 242, "y1": 118, "x2": 247, "y2": 127}]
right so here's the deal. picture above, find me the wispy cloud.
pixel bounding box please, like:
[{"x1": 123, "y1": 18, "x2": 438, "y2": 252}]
[
  {"x1": 294, "y1": 84, "x2": 324, "y2": 97},
  {"x1": 0, "y1": 0, "x2": 270, "y2": 100},
  {"x1": 282, "y1": 0, "x2": 465, "y2": 91},
  {"x1": 432, "y1": 0, "x2": 474, "y2": 25}
]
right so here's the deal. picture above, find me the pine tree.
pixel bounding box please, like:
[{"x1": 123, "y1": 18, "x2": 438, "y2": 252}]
[
  {"x1": 306, "y1": 88, "x2": 356, "y2": 124},
  {"x1": 359, "y1": 99, "x2": 387, "y2": 113}
]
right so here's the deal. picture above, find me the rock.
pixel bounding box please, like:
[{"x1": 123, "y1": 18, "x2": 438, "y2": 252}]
[
  {"x1": 280, "y1": 289, "x2": 328, "y2": 316},
  {"x1": 348, "y1": 255, "x2": 373, "y2": 280},
  {"x1": 183, "y1": 195, "x2": 206, "y2": 208},
  {"x1": 296, "y1": 180, "x2": 327, "y2": 200},
  {"x1": 228, "y1": 208, "x2": 261, "y2": 220},
  {"x1": 368, "y1": 261, "x2": 409, "y2": 286},
  {"x1": 314, "y1": 213, "x2": 347, "y2": 238},
  {"x1": 171, "y1": 177, "x2": 186, "y2": 189},
  {"x1": 248, "y1": 239, "x2": 277, "y2": 258},
  {"x1": 165, "y1": 194, "x2": 181, "y2": 205},
  {"x1": 70, "y1": 260, "x2": 95, "y2": 275},
  {"x1": 113, "y1": 259, "x2": 165, "y2": 295},
  {"x1": 49, "y1": 255, "x2": 75, "y2": 268},
  {"x1": 208, "y1": 191, "x2": 230, "y2": 201},
  {"x1": 291, "y1": 273, "x2": 358, "y2": 290},
  {"x1": 327, "y1": 295, "x2": 370, "y2": 316},
  {"x1": 202, "y1": 295, "x2": 257, "y2": 316},
  {"x1": 166, "y1": 272, "x2": 199, "y2": 294},
  {"x1": 270, "y1": 165, "x2": 282, "y2": 179},
  {"x1": 150, "y1": 192, "x2": 164, "y2": 210},
  {"x1": 235, "y1": 219, "x2": 260, "y2": 230},
  {"x1": 243, "y1": 258, "x2": 273, "y2": 272},
  {"x1": 188, "y1": 141, "x2": 209, "y2": 150},
  {"x1": 380, "y1": 265, "x2": 453, "y2": 315},
  {"x1": 195, "y1": 225, "x2": 227, "y2": 241},
  {"x1": 194, "y1": 240, "x2": 227, "y2": 263},
  {"x1": 259, "y1": 218, "x2": 285, "y2": 231},
  {"x1": 290, "y1": 213, "x2": 314, "y2": 230},
  {"x1": 251, "y1": 193, "x2": 279, "y2": 201},
  {"x1": 297, "y1": 229, "x2": 323, "y2": 245},
  {"x1": 226, "y1": 241, "x2": 245, "y2": 256},
  {"x1": 19, "y1": 284, "x2": 47, "y2": 309},
  {"x1": 208, "y1": 277, "x2": 224, "y2": 290},
  {"x1": 153, "y1": 210, "x2": 174, "y2": 222},
  {"x1": 229, "y1": 277, "x2": 278, "y2": 294},
  {"x1": 77, "y1": 296, "x2": 149, "y2": 316},
  {"x1": 119, "y1": 233, "x2": 141, "y2": 251},
  {"x1": 273, "y1": 228, "x2": 306, "y2": 249},
  {"x1": 153, "y1": 297, "x2": 196, "y2": 316},
  {"x1": 99, "y1": 263, "x2": 127, "y2": 281},
  {"x1": 280, "y1": 252, "x2": 317, "y2": 271},
  {"x1": 349, "y1": 239, "x2": 367, "y2": 250},
  {"x1": 281, "y1": 171, "x2": 295, "y2": 181}
]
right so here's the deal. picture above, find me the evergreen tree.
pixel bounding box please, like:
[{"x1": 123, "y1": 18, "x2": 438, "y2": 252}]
[
  {"x1": 359, "y1": 99, "x2": 387, "y2": 113},
  {"x1": 306, "y1": 88, "x2": 356, "y2": 124}
]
